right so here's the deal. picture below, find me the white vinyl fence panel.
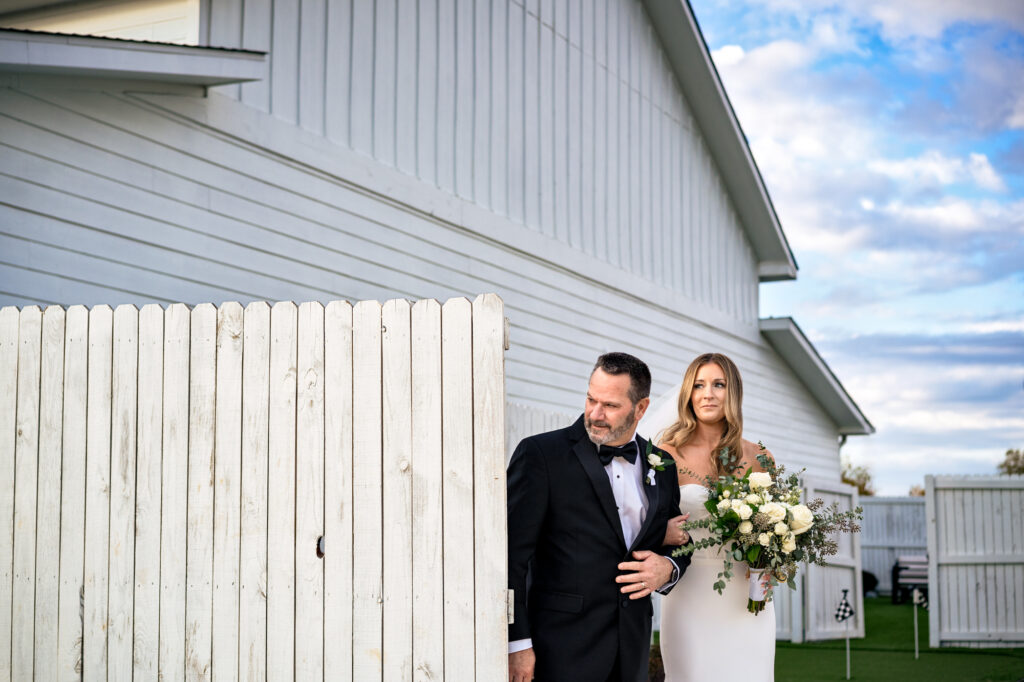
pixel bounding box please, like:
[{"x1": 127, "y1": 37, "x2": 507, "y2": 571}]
[
  {"x1": 926, "y1": 475, "x2": 1024, "y2": 648},
  {"x1": 0, "y1": 295, "x2": 507, "y2": 680},
  {"x1": 861, "y1": 497, "x2": 927, "y2": 594},
  {"x1": 803, "y1": 477, "x2": 864, "y2": 641}
]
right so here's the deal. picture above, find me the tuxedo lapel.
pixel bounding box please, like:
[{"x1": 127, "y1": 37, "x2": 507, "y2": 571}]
[
  {"x1": 630, "y1": 436, "x2": 662, "y2": 553},
  {"x1": 572, "y1": 436, "x2": 627, "y2": 550}
]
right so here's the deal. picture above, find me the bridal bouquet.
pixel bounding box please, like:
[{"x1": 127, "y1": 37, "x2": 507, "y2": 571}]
[{"x1": 672, "y1": 444, "x2": 862, "y2": 614}]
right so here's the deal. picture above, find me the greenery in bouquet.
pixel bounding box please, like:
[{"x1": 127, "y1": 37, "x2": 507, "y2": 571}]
[{"x1": 671, "y1": 443, "x2": 862, "y2": 614}]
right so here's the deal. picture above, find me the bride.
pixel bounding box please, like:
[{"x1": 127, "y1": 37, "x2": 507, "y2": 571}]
[{"x1": 644, "y1": 352, "x2": 776, "y2": 681}]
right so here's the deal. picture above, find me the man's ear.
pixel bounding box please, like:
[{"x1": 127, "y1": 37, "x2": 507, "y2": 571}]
[{"x1": 633, "y1": 397, "x2": 651, "y2": 422}]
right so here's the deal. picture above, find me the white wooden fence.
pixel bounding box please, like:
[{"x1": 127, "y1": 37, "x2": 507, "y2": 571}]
[
  {"x1": 926, "y1": 475, "x2": 1024, "y2": 648},
  {"x1": 861, "y1": 497, "x2": 927, "y2": 594},
  {"x1": 0, "y1": 295, "x2": 507, "y2": 681}
]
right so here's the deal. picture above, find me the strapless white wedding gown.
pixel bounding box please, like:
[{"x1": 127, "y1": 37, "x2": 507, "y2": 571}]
[{"x1": 661, "y1": 484, "x2": 775, "y2": 681}]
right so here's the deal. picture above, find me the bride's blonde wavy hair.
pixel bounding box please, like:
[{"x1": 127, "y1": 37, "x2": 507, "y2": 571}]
[{"x1": 661, "y1": 353, "x2": 744, "y2": 476}]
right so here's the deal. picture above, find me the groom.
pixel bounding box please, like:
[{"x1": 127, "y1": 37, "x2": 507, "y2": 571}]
[{"x1": 507, "y1": 352, "x2": 690, "y2": 682}]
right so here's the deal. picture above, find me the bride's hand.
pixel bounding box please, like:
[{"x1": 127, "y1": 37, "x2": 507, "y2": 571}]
[{"x1": 663, "y1": 514, "x2": 690, "y2": 546}]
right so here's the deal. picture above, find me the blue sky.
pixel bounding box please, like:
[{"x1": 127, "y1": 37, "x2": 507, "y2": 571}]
[{"x1": 689, "y1": 0, "x2": 1024, "y2": 494}]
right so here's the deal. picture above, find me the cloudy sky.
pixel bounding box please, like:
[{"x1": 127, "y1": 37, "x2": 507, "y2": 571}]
[{"x1": 688, "y1": 0, "x2": 1024, "y2": 494}]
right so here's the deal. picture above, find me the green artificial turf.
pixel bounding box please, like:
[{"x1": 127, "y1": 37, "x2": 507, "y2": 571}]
[
  {"x1": 775, "y1": 598, "x2": 1024, "y2": 682},
  {"x1": 651, "y1": 598, "x2": 1024, "y2": 682}
]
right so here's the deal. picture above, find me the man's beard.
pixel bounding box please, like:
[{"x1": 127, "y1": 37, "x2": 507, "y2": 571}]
[{"x1": 585, "y1": 407, "x2": 637, "y2": 446}]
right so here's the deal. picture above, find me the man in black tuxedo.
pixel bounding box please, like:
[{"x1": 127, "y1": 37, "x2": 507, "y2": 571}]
[{"x1": 507, "y1": 352, "x2": 691, "y2": 682}]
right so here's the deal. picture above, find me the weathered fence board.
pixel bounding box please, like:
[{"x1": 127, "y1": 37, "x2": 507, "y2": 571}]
[
  {"x1": 0, "y1": 296, "x2": 507, "y2": 680},
  {"x1": 927, "y1": 475, "x2": 1024, "y2": 648}
]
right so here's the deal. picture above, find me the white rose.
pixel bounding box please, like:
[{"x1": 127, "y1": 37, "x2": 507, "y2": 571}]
[
  {"x1": 737, "y1": 504, "x2": 753, "y2": 520},
  {"x1": 774, "y1": 522, "x2": 789, "y2": 536},
  {"x1": 748, "y1": 472, "x2": 773, "y2": 490},
  {"x1": 716, "y1": 499, "x2": 731, "y2": 513},
  {"x1": 647, "y1": 453, "x2": 663, "y2": 468},
  {"x1": 789, "y1": 505, "x2": 814, "y2": 535},
  {"x1": 758, "y1": 533, "x2": 771, "y2": 547},
  {"x1": 745, "y1": 493, "x2": 760, "y2": 505},
  {"x1": 722, "y1": 490, "x2": 731, "y2": 498},
  {"x1": 782, "y1": 533, "x2": 796, "y2": 553},
  {"x1": 761, "y1": 502, "x2": 786, "y2": 524},
  {"x1": 738, "y1": 521, "x2": 753, "y2": 534}
]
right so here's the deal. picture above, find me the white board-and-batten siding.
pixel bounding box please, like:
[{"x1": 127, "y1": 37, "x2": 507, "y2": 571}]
[{"x1": 2, "y1": 0, "x2": 840, "y2": 523}]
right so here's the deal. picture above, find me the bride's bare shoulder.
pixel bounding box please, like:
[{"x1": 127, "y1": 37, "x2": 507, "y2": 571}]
[
  {"x1": 656, "y1": 440, "x2": 680, "y2": 460},
  {"x1": 741, "y1": 439, "x2": 774, "y2": 470}
]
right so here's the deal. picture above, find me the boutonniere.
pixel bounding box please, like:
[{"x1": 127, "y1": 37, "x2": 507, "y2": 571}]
[{"x1": 644, "y1": 440, "x2": 666, "y2": 486}]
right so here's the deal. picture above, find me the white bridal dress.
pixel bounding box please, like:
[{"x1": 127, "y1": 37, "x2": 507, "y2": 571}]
[{"x1": 660, "y1": 484, "x2": 776, "y2": 681}]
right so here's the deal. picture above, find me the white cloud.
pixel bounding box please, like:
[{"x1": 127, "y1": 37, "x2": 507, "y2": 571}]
[
  {"x1": 868, "y1": 150, "x2": 1006, "y2": 192},
  {"x1": 1010, "y1": 94, "x2": 1024, "y2": 129},
  {"x1": 711, "y1": 44, "x2": 746, "y2": 67},
  {"x1": 880, "y1": 199, "x2": 981, "y2": 231}
]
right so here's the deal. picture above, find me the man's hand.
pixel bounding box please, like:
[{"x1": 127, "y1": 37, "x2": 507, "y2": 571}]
[
  {"x1": 616, "y1": 550, "x2": 674, "y2": 599},
  {"x1": 662, "y1": 513, "x2": 690, "y2": 546},
  {"x1": 509, "y1": 647, "x2": 535, "y2": 682}
]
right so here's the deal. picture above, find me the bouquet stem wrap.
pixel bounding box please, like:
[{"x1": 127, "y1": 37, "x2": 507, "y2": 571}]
[{"x1": 747, "y1": 568, "x2": 769, "y2": 615}]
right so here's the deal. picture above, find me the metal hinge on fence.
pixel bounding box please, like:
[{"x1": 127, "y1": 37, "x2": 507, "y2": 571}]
[{"x1": 507, "y1": 589, "x2": 515, "y2": 624}]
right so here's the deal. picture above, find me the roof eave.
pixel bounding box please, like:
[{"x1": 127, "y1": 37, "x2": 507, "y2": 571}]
[
  {"x1": 759, "y1": 317, "x2": 875, "y2": 436},
  {"x1": 642, "y1": 0, "x2": 798, "y2": 282},
  {"x1": 0, "y1": 28, "x2": 265, "y2": 86}
]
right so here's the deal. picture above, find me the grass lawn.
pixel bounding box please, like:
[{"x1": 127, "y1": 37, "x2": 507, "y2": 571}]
[
  {"x1": 775, "y1": 598, "x2": 1024, "y2": 682},
  {"x1": 652, "y1": 598, "x2": 1024, "y2": 681}
]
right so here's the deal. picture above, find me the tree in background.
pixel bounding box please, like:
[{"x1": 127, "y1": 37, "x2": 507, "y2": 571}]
[
  {"x1": 908, "y1": 484, "x2": 925, "y2": 497},
  {"x1": 841, "y1": 457, "x2": 875, "y2": 496},
  {"x1": 998, "y1": 448, "x2": 1024, "y2": 475}
]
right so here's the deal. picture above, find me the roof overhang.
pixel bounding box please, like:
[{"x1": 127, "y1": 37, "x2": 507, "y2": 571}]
[
  {"x1": 642, "y1": 0, "x2": 797, "y2": 282},
  {"x1": 0, "y1": 28, "x2": 264, "y2": 85},
  {"x1": 760, "y1": 317, "x2": 874, "y2": 436}
]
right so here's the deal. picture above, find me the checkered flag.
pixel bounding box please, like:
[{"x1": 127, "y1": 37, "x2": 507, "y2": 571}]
[
  {"x1": 912, "y1": 588, "x2": 928, "y2": 610},
  {"x1": 834, "y1": 589, "x2": 855, "y2": 622}
]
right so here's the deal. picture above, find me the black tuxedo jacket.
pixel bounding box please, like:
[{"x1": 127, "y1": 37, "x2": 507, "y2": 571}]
[{"x1": 507, "y1": 416, "x2": 689, "y2": 682}]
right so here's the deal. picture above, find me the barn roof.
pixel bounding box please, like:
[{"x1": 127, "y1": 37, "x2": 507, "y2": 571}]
[
  {"x1": 759, "y1": 317, "x2": 874, "y2": 436},
  {"x1": 644, "y1": 0, "x2": 797, "y2": 282}
]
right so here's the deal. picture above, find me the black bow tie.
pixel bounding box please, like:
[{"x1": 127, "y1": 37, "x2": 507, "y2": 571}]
[{"x1": 597, "y1": 441, "x2": 639, "y2": 466}]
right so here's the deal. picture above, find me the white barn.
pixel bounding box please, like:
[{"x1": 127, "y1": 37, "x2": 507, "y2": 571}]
[{"x1": 0, "y1": 0, "x2": 872, "y2": 644}]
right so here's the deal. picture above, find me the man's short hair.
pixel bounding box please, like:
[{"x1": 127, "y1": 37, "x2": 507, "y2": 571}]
[{"x1": 592, "y1": 352, "x2": 651, "y2": 404}]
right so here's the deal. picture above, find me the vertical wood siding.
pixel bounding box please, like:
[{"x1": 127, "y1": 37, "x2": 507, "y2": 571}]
[
  {"x1": 926, "y1": 476, "x2": 1024, "y2": 648},
  {"x1": 0, "y1": 297, "x2": 508, "y2": 679},
  {"x1": 200, "y1": 0, "x2": 759, "y2": 322}
]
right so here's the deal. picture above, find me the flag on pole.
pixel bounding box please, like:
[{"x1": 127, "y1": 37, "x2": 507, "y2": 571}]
[
  {"x1": 835, "y1": 589, "x2": 855, "y2": 622},
  {"x1": 912, "y1": 587, "x2": 928, "y2": 610}
]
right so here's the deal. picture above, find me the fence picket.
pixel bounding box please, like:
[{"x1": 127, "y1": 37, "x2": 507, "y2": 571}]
[
  {"x1": 34, "y1": 306, "x2": 65, "y2": 681},
  {"x1": 0, "y1": 307, "x2": 16, "y2": 681},
  {"x1": 57, "y1": 306, "x2": 88, "y2": 678},
  {"x1": 12, "y1": 306, "x2": 41, "y2": 681},
  {"x1": 411, "y1": 299, "x2": 443, "y2": 681},
  {"x1": 296, "y1": 302, "x2": 325, "y2": 679},
  {"x1": 324, "y1": 301, "x2": 353, "y2": 681},
  {"x1": 108, "y1": 305, "x2": 139, "y2": 680},
  {"x1": 442, "y1": 297, "x2": 475, "y2": 679},
  {"x1": 160, "y1": 304, "x2": 191, "y2": 679},
  {"x1": 267, "y1": 302, "x2": 297, "y2": 679},
  {"x1": 84, "y1": 305, "x2": 113, "y2": 680},
  {"x1": 352, "y1": 300, "x2": 383, "y2": 680},
  {"x1": 133, "y1": 305, "x2": 163, "y2": 679},
  {"x1": 472, "y1": 294, "x2": 507, "y2": 678},
  {"x1": 186, "y1": 304, "x2": 217, "y2": 681},
  {"x1": 382, "y1": 299, "x2": 414, "y2": 680},
  {"x1": 213, "y1": 302, "x2": 244, "y2": 681},
  {"x1": 240, "y1": 302, "x2": 270, "y2": 682}
]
